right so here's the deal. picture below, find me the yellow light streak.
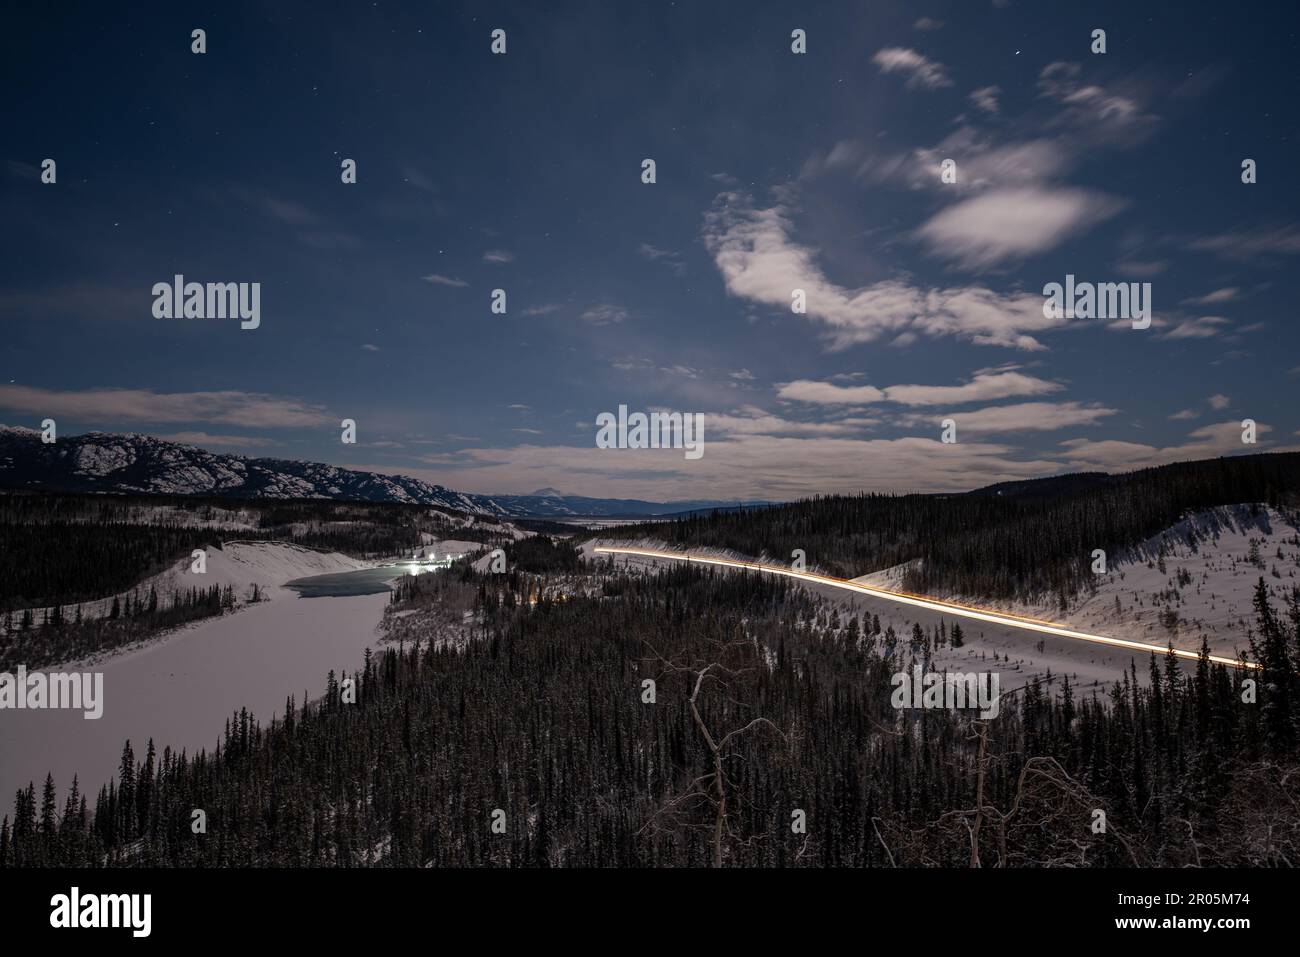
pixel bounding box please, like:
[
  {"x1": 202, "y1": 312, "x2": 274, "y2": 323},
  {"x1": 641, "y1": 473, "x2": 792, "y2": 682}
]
[{"x1": 592, "y1": 546, "x2": 1257, "y2": 670}]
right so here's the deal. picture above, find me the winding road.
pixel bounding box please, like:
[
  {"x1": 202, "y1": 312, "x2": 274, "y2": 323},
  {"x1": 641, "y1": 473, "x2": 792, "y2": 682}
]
[{"x1": 592, "y1": 546, "x2": 1257, "y2": 669}]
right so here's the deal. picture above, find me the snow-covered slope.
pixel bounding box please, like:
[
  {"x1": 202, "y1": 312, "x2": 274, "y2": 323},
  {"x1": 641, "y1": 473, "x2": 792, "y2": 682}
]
[
  {"x1": 27, "y1": 540, "x2": 370, "y2": 623},
  {"x1": 0, "y1": 426, "x2": 500, "y2": 512},
  {"x1": 859, "y1": 504, "x2": 1299, "y2": 660}
]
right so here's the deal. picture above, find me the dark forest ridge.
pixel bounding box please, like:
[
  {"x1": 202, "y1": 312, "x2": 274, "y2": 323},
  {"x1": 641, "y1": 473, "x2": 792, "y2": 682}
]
[{"x1": 600, "y1": 451, "x2": 1300, "y2": 601}]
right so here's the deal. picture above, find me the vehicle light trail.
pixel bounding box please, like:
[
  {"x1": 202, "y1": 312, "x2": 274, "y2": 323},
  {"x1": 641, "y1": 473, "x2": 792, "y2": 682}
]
[{"x1": 592, "y1": 546, "x2": 1257, "y2": 669}]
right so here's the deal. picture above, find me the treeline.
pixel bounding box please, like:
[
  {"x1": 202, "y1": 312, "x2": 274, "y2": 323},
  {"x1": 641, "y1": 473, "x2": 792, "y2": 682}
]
[
  {"x1": 601, "y1": 452, "x2": 1300, "y2": 602},
  {"x1": 0, "y1": 522, "x2": 221, "y2": 609},
  {"x1": 0, "y1": 490, "x2": 516, "y2": 610},
  {"x1": 0, "y1": 584, "x2": 235, "y2": 670},
  {"x1": 4, "y1": 564, "x2": 1297, "y2": 868},
  {"x1": 502, "y1": 535, "x2": 582, "y2": 574}
]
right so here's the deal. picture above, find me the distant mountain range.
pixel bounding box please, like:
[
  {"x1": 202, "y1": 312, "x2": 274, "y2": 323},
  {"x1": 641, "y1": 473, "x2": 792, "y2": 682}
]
[{"x1": 0, "y1": 426, "x2": 767, "y2": 517}]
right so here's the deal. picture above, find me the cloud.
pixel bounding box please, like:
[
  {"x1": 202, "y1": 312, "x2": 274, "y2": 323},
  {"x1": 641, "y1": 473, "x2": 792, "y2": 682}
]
[
  {"x1": 1181, "y1": 287, "x2": 1239, "y2": 306},
  {"x1": 393, "y1": 432, "x2": 1065, "y2": 499},
  {"x1": 521, "y1": 303, "x2": 562, "y2": 316},
  {"x1": 912, "y1": 135, "x2": 1069, "y2": 190},
  {"x1": 580, "y1": 303, "x2": 630, "y2": 325},
  {"x1": 1159, "y1": 315, "x2": 1231, "y2": 340},
  {"x1": 1188, "y1": 226, "x2": 1300, "y2": 260},
  {"x1": 660, "y1": 364, "x2": 700, "y2": 379},
  {"x1": 229, "y1": 190, "x2": 364, "y2": 248},
  {"x1": 6, "y1": 160, "x2": 40, "y2": 179},
  {"x1": 872, "y1": 47, "x2": 952, "y2": 90},
  {"x1": 708, "y1": 407, "x2": 879, "y2": 438},
  {"x1": 1207, "y1": 393, "x2": 1231, "y2": 410},
  {"x1": 702, "y1": 191, "x2": 1065, "y2": 350},
  {"x1": 1169, "y1": 409, "x2": 1199, "y2": 420},
  {"x1": 259, "y1": 196, "x2": 319, "y2": 226},
  {"x1": 885, "y1": 371, "x2": 1064, "y2": 407},
  {"x1": 0, "y1": 385, "x2": 332, "y2": 428},
  {"x1": 639, "y1": 243, "x2": 687, "y2": 276},
  {"x1": 422, "y1": 273, "x2": 469, "y2": 288},
  {"x1": 1115, "y1": 259, "x2": 1167, "y2": 278},
  {"x1": 968, "y1": 85, "x2": 1001, "y2": 114},
  {"x1": 906, "y1": 401, "x2": 1118, "y2": 433},
  {"x1": 1059, "y1": 421, "x2": 1280, "y2": 472},
  {"x1": 778, "y1": 370, "x2": 1062, "y2": 407},
  {"x1": 1037, "y1": 62, "x2": 1157, "y2": 140},
  {"x1": 778, "y1": 381, "x2": 886, "y2": 404},
  {"x1": 483, "y1": 249, "x2": 514, "y2": 264},
  {"x1": 913, "y1": 17, "x2": 944, "y2": 30},
  {"x1": 361, "y1": 343, "x2": 380, "y2": 352},
  {"x1": 914, "y1": 186, "x2": 1125, "y2": 269}
]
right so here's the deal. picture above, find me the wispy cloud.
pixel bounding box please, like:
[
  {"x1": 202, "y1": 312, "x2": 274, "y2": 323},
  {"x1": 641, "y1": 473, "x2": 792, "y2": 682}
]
[
  {"x1": 580, "y1": 303, "x2": 630, "y2": 326},
  {"x1": 903, "y1": 401, "x2": 1118, "y2": 433},
  {"x1": 1115, "y1": 259, "x2": 1167, "y2": 278},
  {"x1": 1158, "y1": 315, "x2": 1232, "y2": 340},
  {"x1": 1037, "y1": 62, "x2": 1158, "y2": 141},
  {"x1": 1181, "y1": 287, "x2": 1239, "y2": 306},
  {"x1": 0, "y1": 385, "x2": 332, "y2": 428},
  {"x1": 1188, "y1": 226, "x2": 1300, "y2": 260},
  {"x1": 639, "y1": 243, "x2": 687, "y2": 276},
  {"x1": 968, "y1": 85, "x2": 1000, "y2": 114},
  {"x1": 1060, "y1": 421, "x2": 1282, "y2": 472},
  {"x1": 872, "y1": 47, "x2": 952, "y2": 90},
  {"x1": 422, "y1": 273, "x2": 469, "y2": 288}
]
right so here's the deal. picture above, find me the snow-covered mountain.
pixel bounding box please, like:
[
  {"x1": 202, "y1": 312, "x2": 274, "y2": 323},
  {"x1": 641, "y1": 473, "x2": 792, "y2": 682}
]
[{"x1": 0, "y1": 426, "x2": 758, "y2": 517}]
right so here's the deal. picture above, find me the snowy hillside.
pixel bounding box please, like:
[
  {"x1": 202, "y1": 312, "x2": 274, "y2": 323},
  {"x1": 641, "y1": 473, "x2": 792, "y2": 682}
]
[
  {"x1": 859, "y1": 504, "x2": 1299, "y2": 660},
  {"x1": 24, "y1": 540, "x2": 370, "y2": 624},
  {"x1": 0, "y1": 426, "x2": 498, "y2": 513}
]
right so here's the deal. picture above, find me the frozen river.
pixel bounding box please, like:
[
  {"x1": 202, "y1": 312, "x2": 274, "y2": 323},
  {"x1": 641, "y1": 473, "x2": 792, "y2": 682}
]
[{"x1": 0, "y1": 577, "x2": 408, "y2": 805}]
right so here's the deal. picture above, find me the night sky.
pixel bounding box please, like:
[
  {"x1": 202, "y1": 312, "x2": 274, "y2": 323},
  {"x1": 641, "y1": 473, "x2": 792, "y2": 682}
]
[{"x1": 3, "y1": 0, "x2": 1298, "y2": 500}]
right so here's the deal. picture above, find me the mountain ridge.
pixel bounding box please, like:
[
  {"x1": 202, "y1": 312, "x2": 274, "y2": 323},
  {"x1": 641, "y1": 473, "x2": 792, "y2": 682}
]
[{"x1": 0, "y1": 426, "x2": 763, "y2": 517}]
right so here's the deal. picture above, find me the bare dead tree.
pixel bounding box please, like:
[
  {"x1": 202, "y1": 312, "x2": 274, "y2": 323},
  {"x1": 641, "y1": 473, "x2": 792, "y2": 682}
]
[
  {"x1": 639, "y1": 635, "x2": 788, "y2": 867},
  {"x1": 877, "y1": 678, "x2": 1144, "y2": 867}
]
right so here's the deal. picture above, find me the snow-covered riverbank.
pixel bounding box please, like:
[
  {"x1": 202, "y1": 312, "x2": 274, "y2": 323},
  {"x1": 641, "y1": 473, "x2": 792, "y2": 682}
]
[{"x1": 0, "y1": 542, "x2": 395, "y2": 804}]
